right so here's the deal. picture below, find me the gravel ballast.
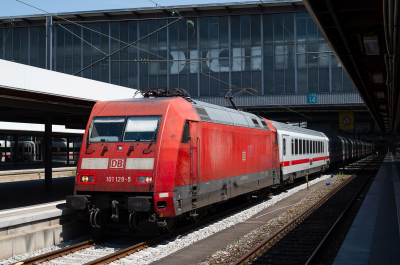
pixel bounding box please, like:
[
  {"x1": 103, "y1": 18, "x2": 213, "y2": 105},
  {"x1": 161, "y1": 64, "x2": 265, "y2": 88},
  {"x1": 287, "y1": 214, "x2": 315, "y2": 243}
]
[{"x1": 200, "y1": 174, "x2": 352, "y2": 265}]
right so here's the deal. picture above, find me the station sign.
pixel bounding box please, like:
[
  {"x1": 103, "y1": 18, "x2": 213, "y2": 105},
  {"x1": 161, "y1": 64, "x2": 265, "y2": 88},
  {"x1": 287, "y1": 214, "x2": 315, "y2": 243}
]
[{"x1": 307, "y1": 93, "x2": 318, "y2": 104}]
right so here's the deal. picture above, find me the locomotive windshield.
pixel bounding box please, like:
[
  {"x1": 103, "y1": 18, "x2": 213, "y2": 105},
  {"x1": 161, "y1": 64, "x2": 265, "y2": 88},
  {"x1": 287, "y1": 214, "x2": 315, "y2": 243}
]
[
  {"x1": 89, "y1": 117, "x2": 126, "y2": 142},
  {"x1": 88, "y1": 115, "x2": 162, "y2": 143},
  {"x1": 123, "y1": 115, "x2": 161, "y2": 142}
]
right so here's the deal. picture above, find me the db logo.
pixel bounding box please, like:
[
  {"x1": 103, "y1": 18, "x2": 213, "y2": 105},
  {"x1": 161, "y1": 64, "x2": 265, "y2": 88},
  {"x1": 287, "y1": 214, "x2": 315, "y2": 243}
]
[{"x1": 110, "y1": 159, "x2": 124, "y2": 169}]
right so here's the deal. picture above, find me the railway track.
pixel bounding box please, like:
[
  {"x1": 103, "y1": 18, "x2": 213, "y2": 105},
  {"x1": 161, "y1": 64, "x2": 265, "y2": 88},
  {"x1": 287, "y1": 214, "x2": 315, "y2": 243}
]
[
  {"x1": 13, "y1": 162, "x2": 356, "y2": 265},
  {"x1": 231, "y1": 155, "x2": 383, "y2": 265}
]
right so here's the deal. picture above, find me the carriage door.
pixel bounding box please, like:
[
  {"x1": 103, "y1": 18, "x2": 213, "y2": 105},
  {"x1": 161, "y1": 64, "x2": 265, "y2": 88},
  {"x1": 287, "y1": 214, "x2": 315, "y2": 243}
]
[
  {"x1": 280, "y1": 135, "x2": 290, "y2": 184},
  {"x1": 189, "y1": 121, "x2": 199, "y2": 196},
  {"x1": 282, "y1": 135, "x2": 289, "y2": 165}
]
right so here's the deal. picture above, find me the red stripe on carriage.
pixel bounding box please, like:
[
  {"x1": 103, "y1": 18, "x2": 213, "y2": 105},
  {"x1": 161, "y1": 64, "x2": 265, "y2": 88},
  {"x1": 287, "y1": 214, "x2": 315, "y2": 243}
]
[{"x1": 282, "y1": 156, "x2": 326, "y2": 167}]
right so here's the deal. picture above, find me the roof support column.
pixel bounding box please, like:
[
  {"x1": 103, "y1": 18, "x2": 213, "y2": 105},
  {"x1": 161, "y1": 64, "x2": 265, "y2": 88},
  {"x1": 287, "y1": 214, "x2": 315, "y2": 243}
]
[
  {"x1": 45, "y1": 114, "x2": 52, "y2": 192},
  {"x1": 14, "y1": 134, "x2": 18, "y2": 167},
  {"x1": 46, "y1": 16, "x2": 53, "y2": 70},
  {"x1": 67, "y1": 136, "x2": 70, "y2": 165}
]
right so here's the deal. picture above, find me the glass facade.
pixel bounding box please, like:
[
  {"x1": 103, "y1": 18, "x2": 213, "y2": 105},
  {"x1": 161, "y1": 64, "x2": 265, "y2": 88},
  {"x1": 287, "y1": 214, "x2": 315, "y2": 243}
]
[{"x1": 0, "y1": 12, "x2": 355, "y2": 96}]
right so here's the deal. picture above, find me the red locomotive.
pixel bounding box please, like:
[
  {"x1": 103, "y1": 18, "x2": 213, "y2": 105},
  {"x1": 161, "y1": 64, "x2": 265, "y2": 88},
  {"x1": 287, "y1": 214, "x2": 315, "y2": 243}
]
[{"x1": 67, "y1": 89, "x2": 280, "y2": 232}]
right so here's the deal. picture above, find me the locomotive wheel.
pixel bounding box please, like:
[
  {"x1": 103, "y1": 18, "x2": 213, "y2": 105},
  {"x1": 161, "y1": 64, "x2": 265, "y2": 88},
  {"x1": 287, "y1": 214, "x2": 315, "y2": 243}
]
[
  {"x1": 210, "y1": 204, "x2": 218, "y2": 213},
  {"x1": 165, "y1": 217, "x2": 178, "y2": 232}
]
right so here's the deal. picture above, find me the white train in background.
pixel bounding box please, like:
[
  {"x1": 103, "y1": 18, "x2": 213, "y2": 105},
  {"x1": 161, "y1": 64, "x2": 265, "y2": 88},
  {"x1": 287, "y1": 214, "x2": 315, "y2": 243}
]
[{"x1": 0, "y1": 139, "x2": 82, "y2": 162}]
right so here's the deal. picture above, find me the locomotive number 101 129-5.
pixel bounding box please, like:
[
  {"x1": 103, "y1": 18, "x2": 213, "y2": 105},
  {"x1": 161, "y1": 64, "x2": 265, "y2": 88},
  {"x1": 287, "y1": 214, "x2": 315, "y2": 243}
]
[{"x1": 106, "y1": 176, "x2": 131, "y2": 183}]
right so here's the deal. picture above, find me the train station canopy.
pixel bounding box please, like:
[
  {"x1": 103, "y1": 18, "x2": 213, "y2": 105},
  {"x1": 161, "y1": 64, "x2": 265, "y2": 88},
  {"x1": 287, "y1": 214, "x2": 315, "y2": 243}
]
[
  {"x1": 0, "y1": 59, "x2": 135, "y2": 126},
  {"x1": 303, "y1": 0, "x2": 399, "y2": 133}
]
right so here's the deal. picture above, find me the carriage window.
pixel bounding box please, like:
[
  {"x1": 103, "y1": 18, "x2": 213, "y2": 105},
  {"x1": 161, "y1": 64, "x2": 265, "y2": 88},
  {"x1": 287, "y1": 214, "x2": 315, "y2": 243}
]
[
  {"x1": 303, "y1": 140, "x2": 306, "y2": 154},
  {"x1": 181, "y1": 122, "x2": 190, "y2": 143},
  {"x1": 292, "y1": 139, "x2": 294, "y2": 155},
  {"x1": 307, "y1": 140, "x2": 309, "y2": 154},
  {"x1": 283, "y1": 138, "x2": 286, "y2": 156},
  {"x1": 313, "y1": 141, "x2": 316, "y2": 153},
  {"x1": 299, "y1": 139, "x2": 302, "y2": 154},
  {"x1": 318, "y1": 142, "x2": 320, "y2": 153},
  {"x1": 295, "y1": 139, "x2": 298, "y2": 155}
]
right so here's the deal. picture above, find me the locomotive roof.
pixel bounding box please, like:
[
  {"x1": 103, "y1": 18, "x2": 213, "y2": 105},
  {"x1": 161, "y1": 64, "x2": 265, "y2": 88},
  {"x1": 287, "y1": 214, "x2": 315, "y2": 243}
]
[
  {"x1": 271, "y1": 121, "x2": 327, "y2": 138},
  {"x1": 191, "y1": 100, "x2": 270, "y2": 130},
  {"x1": 108, "y1": 97, "x2": 270, "y2": 130}
]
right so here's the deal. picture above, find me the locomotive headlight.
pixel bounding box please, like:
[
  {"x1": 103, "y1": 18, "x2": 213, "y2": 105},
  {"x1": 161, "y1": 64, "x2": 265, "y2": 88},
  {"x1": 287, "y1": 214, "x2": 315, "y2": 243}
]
[
  {"x1": 80, "y1": 175, "x2": 94, "y2": 183},
  {"x1": 137, "y1": 176, "x2": 152, "y2": 184}
]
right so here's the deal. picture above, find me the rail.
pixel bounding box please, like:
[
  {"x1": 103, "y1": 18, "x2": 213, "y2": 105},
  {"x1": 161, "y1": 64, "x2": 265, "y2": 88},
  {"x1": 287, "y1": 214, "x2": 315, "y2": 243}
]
[{"x1": 231, "y1": 155, "x2": 381, "y2": 265}]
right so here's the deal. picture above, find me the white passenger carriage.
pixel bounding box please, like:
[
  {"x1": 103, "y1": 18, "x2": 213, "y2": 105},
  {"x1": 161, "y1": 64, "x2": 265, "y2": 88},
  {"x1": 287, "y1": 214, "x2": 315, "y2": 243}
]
[{"x1": 272, "y1": 121, "x2": 329, "y2": 183}]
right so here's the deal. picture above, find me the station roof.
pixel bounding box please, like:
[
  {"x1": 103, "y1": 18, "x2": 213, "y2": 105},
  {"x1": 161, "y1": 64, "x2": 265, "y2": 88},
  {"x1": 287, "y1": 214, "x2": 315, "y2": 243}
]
[
  {"x1": 0, "y1": 59, "x2": 135, "y2": 127},
  {"x1": 0, "y1": 1, "x2": 304, "y2": 24},
  {"x1": 303, "y1": 0, "x2": 398, "y2": 133}
]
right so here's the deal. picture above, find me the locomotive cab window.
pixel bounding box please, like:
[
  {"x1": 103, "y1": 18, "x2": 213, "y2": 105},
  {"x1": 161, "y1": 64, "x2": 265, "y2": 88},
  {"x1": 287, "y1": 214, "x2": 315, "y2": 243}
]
[
  {"x1": 89, "y1": 116, "x2": 126, "y2": 142},
  {"x1": 123, "y1": 115, "x2": 161, "y2": 142},
  {"x1": 181, "y1": 121, "x2": 190, "y2": 143}
]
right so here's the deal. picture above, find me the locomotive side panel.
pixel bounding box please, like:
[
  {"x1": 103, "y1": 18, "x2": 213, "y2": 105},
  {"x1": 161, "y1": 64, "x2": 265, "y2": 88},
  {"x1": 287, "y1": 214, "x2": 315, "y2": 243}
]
[{"x1": 174, "y1": 121, "x2": 279, "y2": 215}]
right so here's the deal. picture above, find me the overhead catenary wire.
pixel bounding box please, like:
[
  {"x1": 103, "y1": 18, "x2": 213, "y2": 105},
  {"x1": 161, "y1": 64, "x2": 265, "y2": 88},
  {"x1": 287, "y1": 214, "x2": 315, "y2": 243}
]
[
  {"x1": 246, "y1": 91, "x2": 312, "y2": 119},
  {"x1": 15, "y1": 0, "x2": 314, "y2": 119},
  {"x1": 15, "y1": 0, "x2": 234, "y2": 89},
  {"x1": 73, "y1": 16, "x2": 184, "y2": 76},
  {"x1": 55, "y1": 22, "x2": 109, "y2": 57},
  {"x1": 146, "y1": 0, "x2": 310, "y2": 117}
]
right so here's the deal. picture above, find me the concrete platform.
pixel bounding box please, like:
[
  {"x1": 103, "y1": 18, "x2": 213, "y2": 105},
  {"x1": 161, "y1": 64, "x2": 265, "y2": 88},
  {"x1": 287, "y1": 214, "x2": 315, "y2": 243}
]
[
  {"x1": 0, "y1": 166, "x2": 76, "y2": 183},
  {"x1": 0, "y1": 176, "x2": 75, "y2": 211},
  {"x1": 0, "y1": 173, "x2": 86, "y2": 260},
  {"x1": 0, "y1": 201, "x2": 89, "y2": 260},
  {"x1": 333, "y1": 153, "x2": 400, "y2": 265}
]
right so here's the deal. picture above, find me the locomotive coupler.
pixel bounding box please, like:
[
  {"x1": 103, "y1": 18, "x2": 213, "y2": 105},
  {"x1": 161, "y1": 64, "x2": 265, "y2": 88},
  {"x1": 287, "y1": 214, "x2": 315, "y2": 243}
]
[
  {"x1": 89, "y1": 208, "x2": 101, "y2": 228},
  {"x1": 111, "y1": 200, "x2": 119, "y2": 222}
]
